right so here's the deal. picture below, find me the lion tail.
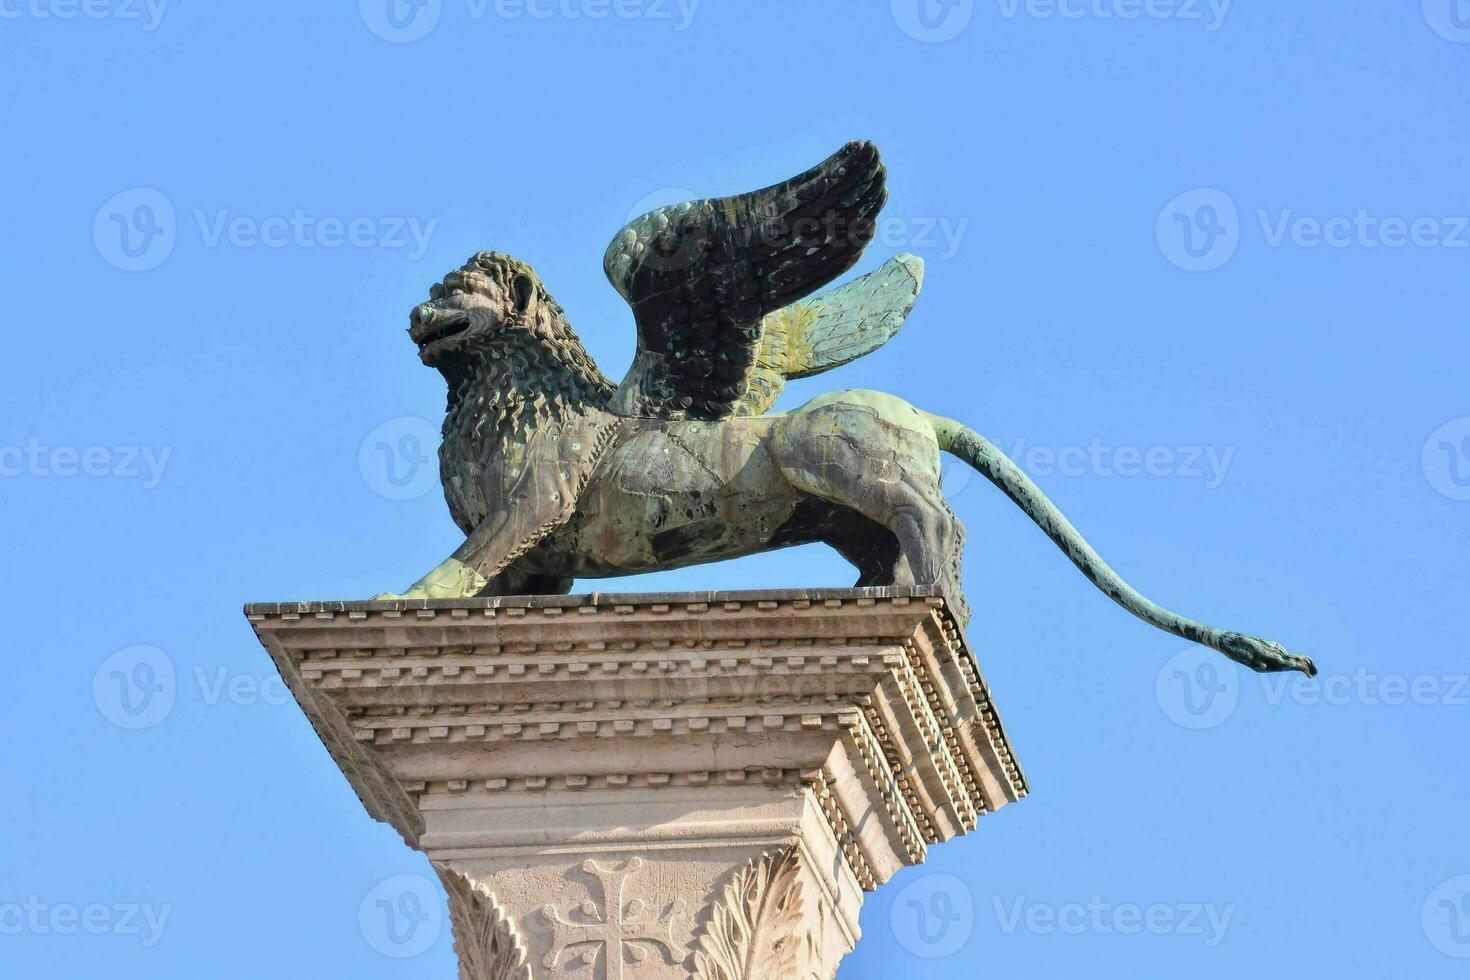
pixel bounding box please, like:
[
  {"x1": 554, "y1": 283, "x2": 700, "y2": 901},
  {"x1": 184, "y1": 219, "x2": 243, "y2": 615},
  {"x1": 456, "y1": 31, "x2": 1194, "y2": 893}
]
[{"x1": 925, "y1": 413, "x2": 1315, "y2": 676}]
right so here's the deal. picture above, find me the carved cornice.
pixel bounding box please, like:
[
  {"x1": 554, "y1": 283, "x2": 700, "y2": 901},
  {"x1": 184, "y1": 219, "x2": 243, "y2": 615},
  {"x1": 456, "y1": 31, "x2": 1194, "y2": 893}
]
[
  {"x1": 804, "y1": 771, "x2": 876, "y2": 891},
  {"x1": 247, "y1": 588, "x2": 1024, "y2": 890},
  {"x1": 935, "y1": 614, "x2": 1028, "y2": 804},
  {"x1": 408, "y1": 766, "x2": 813, "y2": 796}
]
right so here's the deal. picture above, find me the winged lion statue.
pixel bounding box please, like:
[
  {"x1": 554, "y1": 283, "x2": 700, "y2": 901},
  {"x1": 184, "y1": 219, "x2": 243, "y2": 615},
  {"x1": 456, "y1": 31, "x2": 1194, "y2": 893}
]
[{"x1": 376, "y1": 141, "x2": 1316, "y2": 677}]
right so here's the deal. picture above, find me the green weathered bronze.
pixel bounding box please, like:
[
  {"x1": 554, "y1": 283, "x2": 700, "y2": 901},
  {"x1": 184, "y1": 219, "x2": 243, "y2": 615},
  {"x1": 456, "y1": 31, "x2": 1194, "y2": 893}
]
[{"x1": 377, "y1": 141, "x2": 1315, "y2": 677}]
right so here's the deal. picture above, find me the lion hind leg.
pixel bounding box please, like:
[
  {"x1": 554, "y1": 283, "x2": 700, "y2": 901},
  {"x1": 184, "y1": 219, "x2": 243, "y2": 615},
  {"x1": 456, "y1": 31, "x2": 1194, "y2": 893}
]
[
  {"x1": 884, "y1": 490, "x2": 968, "y2": 621},
  {"x1": 773, "y1": 411, "x2": 968, "y2": 619}
]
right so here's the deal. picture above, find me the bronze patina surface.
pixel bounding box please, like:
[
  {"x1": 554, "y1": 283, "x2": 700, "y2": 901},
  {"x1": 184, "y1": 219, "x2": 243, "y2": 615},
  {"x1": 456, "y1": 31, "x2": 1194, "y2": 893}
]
[{"x1": 377, "y1": 141, "x2": 1314, "y2": 677}]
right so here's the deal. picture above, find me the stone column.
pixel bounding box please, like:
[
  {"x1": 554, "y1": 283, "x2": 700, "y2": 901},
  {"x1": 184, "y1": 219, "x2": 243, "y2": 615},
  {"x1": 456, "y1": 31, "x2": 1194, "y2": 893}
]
[{"x1": 246, "y1": 587, "x2": 1025, "y2": 979}]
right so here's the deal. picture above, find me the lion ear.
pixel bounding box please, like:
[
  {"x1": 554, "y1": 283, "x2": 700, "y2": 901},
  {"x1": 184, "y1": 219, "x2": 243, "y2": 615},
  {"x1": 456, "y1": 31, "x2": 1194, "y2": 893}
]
[{"x1": 512, "y1": 273, "x2": 537, "y2": 316}]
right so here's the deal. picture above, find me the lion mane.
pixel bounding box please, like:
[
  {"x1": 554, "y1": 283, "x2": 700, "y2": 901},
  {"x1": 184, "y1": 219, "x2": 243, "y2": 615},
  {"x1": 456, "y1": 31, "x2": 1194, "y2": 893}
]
[{"x1": 437, "y1": 256, "x2": 615, "y2": 535}]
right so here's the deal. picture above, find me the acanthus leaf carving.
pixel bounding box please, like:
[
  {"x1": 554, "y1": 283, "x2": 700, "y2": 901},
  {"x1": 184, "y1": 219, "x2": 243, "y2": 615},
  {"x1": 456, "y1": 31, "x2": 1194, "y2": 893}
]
[
  {"x1": 689, "y1": 845, "x2": 826, "y2": 980},
  {"x1": 435, "y1": 865, "x2": 533, "y2": 980}
]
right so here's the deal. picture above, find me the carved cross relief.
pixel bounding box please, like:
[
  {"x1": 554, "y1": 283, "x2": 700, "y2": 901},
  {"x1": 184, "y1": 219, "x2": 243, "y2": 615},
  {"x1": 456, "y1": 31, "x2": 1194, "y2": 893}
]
[{"x1": 541, "y1": 857, "x2": 683, "y2": 979}]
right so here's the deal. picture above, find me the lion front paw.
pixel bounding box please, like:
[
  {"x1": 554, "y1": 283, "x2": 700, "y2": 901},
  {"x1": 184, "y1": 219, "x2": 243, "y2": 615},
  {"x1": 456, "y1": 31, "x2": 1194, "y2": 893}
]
[{"x1": 373, "y1": 559, "x2": 489, "y2": 602}]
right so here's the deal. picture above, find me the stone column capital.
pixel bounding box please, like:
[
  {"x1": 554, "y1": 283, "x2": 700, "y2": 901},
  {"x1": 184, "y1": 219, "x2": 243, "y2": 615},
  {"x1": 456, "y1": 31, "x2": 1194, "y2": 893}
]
[{"x1": 247, "y1": 588, "x2": 1025, "y2": 978}]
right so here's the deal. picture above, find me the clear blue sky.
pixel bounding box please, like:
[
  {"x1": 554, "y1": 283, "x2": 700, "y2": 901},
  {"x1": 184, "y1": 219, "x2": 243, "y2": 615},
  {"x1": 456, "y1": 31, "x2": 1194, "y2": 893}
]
[{"x1": 3, "y1": 1, "x2": 1468, "y2": 976}]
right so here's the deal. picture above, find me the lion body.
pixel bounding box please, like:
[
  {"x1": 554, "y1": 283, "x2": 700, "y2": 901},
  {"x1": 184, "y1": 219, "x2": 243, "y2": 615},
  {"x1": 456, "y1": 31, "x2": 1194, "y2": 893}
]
[
  {"x1": 385, "y1": 227, "x2": 1312, "y2": 675},
  {"x1": 451, "y1": 384, "x2": 967, "y2": 616},
  {"x1": 382, "y1": 243, "x2": 1312, "y2": 675}
]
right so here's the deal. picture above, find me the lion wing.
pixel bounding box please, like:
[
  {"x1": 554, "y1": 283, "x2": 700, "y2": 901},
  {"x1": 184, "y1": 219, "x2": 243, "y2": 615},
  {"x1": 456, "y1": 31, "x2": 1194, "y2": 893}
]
[
  {"x1": 734, "y1": 252, "x2": 924, "y2": 416},
  {"x1": 603, "y1": 141, "x2": 888, "y2": 420}
]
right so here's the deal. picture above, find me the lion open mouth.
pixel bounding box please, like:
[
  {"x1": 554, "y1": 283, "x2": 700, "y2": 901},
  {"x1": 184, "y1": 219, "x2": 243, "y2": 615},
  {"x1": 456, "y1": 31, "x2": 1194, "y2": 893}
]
[{"x1": 410, "y1": 306, "x2": 473, "y2": 348}]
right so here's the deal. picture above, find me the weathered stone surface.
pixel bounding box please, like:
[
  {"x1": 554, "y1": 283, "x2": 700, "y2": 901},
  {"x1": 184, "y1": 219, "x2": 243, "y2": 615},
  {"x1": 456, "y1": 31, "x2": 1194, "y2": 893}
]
[{"x1": 246, "y1": 588, "x2": 1024, "y2": 977}]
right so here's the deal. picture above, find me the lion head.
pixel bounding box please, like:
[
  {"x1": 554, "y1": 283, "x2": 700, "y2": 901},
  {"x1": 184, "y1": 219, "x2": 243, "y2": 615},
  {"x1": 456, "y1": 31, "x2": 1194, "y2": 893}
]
[
  {"x1": 409, "y1": 251, "x2": 559, "y2": 366},
  {"x1": 409, "y1": 248, "x2": 616, "y2": 445}
]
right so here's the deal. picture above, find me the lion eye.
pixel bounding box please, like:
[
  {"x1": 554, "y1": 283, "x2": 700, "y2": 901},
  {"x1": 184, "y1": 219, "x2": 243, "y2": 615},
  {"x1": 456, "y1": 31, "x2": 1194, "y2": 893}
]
[{"x1": 429, "y1": 283, "x2": 446, "y2": 301}]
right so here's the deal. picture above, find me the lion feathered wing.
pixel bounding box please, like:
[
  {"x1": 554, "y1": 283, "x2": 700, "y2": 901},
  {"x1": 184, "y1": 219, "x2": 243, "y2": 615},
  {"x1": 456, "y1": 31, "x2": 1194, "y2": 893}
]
[{"x1": 602, "y1": 141, "x2": 920, "y2": 421}]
